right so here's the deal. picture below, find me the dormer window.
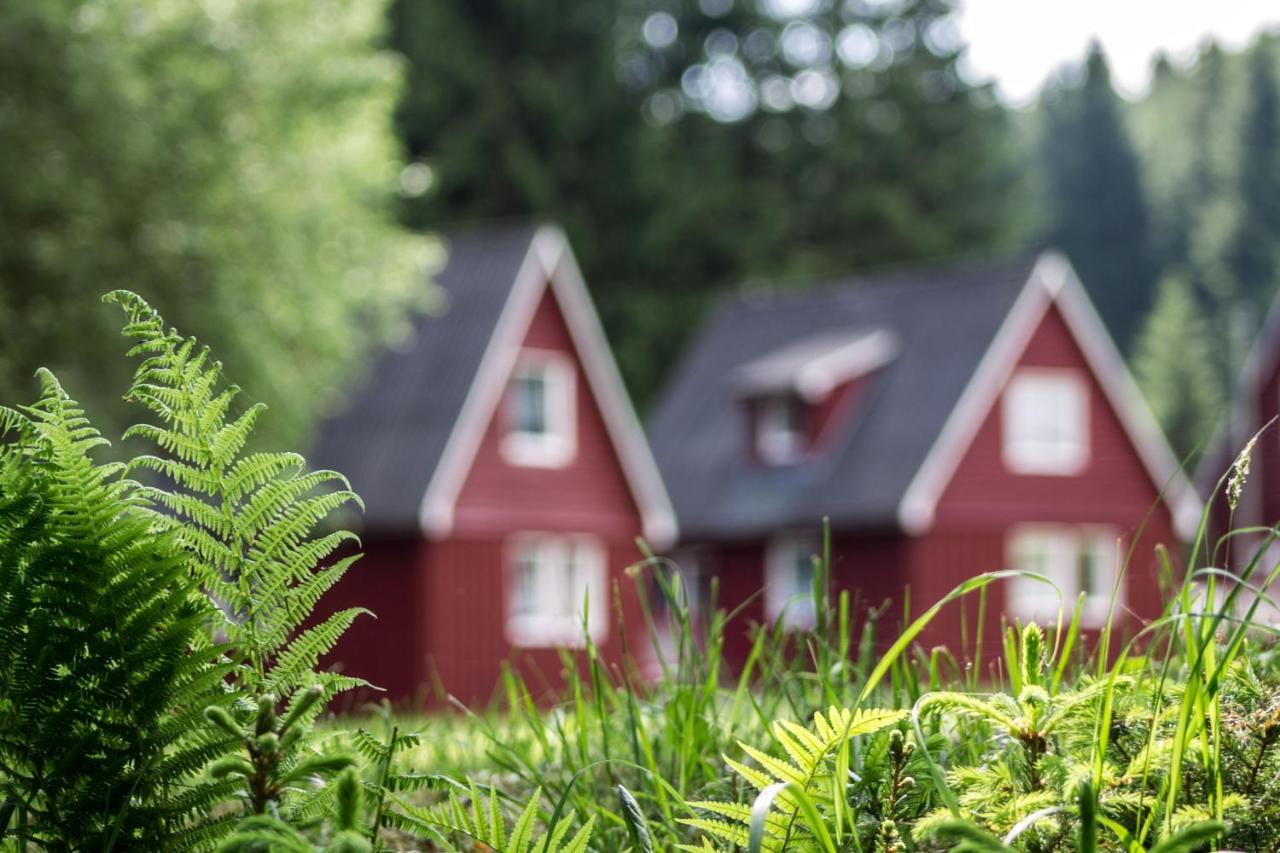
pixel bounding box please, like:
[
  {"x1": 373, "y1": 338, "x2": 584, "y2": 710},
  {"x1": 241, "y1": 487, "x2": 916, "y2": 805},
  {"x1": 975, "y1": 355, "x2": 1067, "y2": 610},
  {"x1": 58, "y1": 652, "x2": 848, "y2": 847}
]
[
  {"x1": 1002, "y1": 369, "x2": 1088, "y2": 475},
  {"x1": 734, "y1": 328, "x2": 899, "y2": 467},
  {"x1": 502, "y1": 351, "x2": 575, "y2": 468},
  {"x1": 756, "y1": 395, "x2": 806, "y2": 465}
]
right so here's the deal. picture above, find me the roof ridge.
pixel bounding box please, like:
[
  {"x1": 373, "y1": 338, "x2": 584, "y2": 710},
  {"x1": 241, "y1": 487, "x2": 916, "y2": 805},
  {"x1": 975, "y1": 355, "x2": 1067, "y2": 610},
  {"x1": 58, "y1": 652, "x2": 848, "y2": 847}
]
[{"x1": 715, "y1": 249, "x2": 1043, "y2": 317}]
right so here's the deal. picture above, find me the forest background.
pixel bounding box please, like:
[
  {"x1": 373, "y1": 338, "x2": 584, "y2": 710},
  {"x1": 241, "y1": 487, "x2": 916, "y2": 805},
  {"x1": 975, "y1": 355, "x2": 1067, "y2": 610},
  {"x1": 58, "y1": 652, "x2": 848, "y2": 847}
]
[{"x1": 3, "y1": 0, "x2": 1277, "y2": 461}]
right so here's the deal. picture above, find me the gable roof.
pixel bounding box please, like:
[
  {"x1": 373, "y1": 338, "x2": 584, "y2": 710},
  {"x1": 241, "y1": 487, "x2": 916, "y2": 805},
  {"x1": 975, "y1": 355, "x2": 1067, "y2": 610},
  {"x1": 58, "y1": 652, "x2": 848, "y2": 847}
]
[
  {"x1": 312, "y1": 222, "x2": 677, "y2": 547},
  {"x1": 648, "y1": 251, "x2": 1200, "y2": 541}
]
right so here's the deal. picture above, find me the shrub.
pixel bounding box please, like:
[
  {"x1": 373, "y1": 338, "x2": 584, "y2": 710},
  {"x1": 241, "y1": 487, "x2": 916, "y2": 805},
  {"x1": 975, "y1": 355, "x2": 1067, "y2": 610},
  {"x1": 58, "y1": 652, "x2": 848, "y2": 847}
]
[
  {"x1": 0, "y1": 370, "x2": 236, "y2": 848},
  {"x1": 1, "y1": 292, "x2": 378, "y2": 849}
]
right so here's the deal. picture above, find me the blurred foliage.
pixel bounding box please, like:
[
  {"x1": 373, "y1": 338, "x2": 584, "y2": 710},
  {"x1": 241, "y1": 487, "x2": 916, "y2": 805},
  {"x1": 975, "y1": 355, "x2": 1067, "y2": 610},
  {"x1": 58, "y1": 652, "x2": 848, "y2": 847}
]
[
  {"x1": 0, "y1": 0, "x2": 430, "y2": 450},
  {"x1": 1225, "y1": 39, "x2": 1280, "y2": 313},
  {"x1": 1120, "y1": 33, "x2": 1280, "y2": 456},
  {"x1": 1039, "y1": 44, "x2": 1158, "y2": 350},
  {"x1": 6, "y1": 0, "x2": 1280, "y2": 462},
  {"x1": 1131, "y1": 274, "x2": 1224, "y2": 459},
  {"x1": 392, "y1": 0, "x2": 1029, "y2": 405}
]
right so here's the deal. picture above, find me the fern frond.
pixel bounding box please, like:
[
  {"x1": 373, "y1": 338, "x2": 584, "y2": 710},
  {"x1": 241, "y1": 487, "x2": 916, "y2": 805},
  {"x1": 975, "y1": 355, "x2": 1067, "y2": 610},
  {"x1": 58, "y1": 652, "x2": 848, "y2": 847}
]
[
  {"x1": 392, "y1": 785, "x2": 592, "y2": 853},
  {"x1": 678, "y1": 816, "x2": 754, "y2": 848},
  {"x1": 0, "y1": 367, "x2": 237, "y2": 848},
  {"x1": 109, "y1": 289, "x2": 370, "y2": 700},
  {"x1": 689, "y1": 707, "x2": 905, "y2": 851},
  {"x1": 917, "y1": 691, "x2": 1019, "y2": 730}
]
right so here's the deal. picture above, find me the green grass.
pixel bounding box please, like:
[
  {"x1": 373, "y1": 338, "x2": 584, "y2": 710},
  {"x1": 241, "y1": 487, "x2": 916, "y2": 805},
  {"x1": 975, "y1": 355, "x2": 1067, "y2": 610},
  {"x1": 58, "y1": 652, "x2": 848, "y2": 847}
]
[{"x1": 315, "y1": 443, "x2": 1280, "y2": 851}]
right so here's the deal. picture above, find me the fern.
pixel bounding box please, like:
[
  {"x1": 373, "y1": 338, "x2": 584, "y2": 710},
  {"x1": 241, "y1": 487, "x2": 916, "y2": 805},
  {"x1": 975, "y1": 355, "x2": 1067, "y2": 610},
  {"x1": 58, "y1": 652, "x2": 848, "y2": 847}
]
[
  {"x1": 105, "y1": 290, "x2": 368, "y2": 700},
  {"x1": 216, "y1": 767, "x2": 373, "y2": 852},
  {"x1": 682, "y1": 706, "x2": 906, "y2": 850},
  {"x1": 295, "y1": 714, "x2": 452, "y2": 850},
  {"x1": 395, "y1": 783, "x2": 595, "y2": 852},
  {"x1": 0, "y1": 369, "x2": 237, "y2": 849}
]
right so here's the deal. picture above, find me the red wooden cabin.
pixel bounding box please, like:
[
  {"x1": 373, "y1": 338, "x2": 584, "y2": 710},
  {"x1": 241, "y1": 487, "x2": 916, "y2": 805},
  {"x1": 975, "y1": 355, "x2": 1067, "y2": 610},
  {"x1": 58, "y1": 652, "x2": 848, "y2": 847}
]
[
  {"x1": 648, "y1": 252, "x2": 1200, "y2": 663},
  {"x1": 312, "y1": 223, "x2": 676, "y2": 706}
]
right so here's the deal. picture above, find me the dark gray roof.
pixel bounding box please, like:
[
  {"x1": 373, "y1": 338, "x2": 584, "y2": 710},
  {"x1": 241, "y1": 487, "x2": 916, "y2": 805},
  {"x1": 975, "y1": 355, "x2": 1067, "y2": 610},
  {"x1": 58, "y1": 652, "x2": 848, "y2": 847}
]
[
  {"x1": 311, "y1": 222, "x2": 539, "y2": 531},
  {"x1": 647, "y1": 254, "x2": 1040, "y2": 539}
]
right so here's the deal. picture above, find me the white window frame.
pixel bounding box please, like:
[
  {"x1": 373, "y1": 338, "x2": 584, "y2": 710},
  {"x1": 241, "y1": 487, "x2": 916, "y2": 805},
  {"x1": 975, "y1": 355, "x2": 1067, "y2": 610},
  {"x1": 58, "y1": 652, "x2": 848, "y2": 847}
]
[
  {"x1": 1001, "y1": 368, "x2": 1089, "y2": 476},
  {"x1": 765, "y1": 534, "x2": 819, "y2": 629},
  {"x1": 505, "y1": 533, "x2": 606, "y2": 647},
  {"x1": 501, "y1": 350, "x2": 577, "y2": 468},
  {"x1": 1006, "y1": 525, "x2": 1121, "y2": 628},
  {"x1": 756, "y1": 395, "x2": 805, "y2": 466}
]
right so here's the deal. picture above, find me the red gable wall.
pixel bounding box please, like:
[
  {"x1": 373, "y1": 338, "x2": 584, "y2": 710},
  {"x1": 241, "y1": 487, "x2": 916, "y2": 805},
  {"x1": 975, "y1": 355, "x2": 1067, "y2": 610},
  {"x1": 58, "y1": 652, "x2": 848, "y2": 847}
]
[
  {"x1": 426, "y1": 282, "x2": 649, "y2": 703},
  {"x1": 934, "y1": 305, "x2": 1166, "y2": 526},
  {"x1": 912, "y1": 302, "x2": 1176, "y2": 649},
  {"x1": 321, "y1": 279, "x2": 651, "y2": 708},
  {"x1": 451, "y1": 285, "x2": 643, "y2": 538}
]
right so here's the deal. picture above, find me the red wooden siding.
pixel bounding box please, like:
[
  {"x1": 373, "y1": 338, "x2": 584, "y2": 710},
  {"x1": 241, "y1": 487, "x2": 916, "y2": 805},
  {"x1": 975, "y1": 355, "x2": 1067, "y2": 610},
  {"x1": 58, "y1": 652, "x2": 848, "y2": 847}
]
[
  {"x1": 934, "y1": 306, "x2": 1164, "y2": 527},
  {"x1": 1207, "y1": 341, "x2": 1280, "y2": 567},
  {"x1": 436, "y1": 279, "x2": 651, "y2": 703},
  {"x1": 916, "y1": 302, "x2": 1175, "y2": 648},
  {"x1": 452, "y1": 285, "x2": 643, "y2": 539},
  {"x1": 698, "y1": 532, "x2": 909, "y2": 670},
  {"x1": 702, "y1": 542, "x2": 766, "y2": 665},
  {"x1": 423, "y1": 537, "x2": 646, "y2": 705},
  {"x1": 809, "y1": 374, "x2": 875, "y2": 452},
  {"x1": 317, "y1": 538, "x2": 428, "y2": 710}
]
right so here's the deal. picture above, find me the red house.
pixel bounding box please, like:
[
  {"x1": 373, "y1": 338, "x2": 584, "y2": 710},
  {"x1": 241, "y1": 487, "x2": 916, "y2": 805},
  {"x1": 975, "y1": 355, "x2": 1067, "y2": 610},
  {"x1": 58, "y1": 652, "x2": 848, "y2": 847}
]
[
  {"x1": 648, "y1": 251, "x2": 1200, "y2": 659},
  {"x1": 312, "y1": 223, "x2": 676, "y2": 706},
  {"x1": 1203, "y1": 292, "x2": 1280, "y2": 559}
]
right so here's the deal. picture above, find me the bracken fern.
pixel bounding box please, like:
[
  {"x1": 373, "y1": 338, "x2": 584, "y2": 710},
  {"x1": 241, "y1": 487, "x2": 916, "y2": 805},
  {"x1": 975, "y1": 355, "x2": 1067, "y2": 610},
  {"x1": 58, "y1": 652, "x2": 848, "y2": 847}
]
[
  {"x1": 395, "y1": 783, "x2": 595, "y2": 852},
  {"x1": 105, "y1": 290, "x2": 367, "y2": 700},
  {"x1": 681, "y1": 706, "x2": 906, "y2": 851},
  {"x1": 0, "y1": 369, "x2": 238, "y2": 850}
]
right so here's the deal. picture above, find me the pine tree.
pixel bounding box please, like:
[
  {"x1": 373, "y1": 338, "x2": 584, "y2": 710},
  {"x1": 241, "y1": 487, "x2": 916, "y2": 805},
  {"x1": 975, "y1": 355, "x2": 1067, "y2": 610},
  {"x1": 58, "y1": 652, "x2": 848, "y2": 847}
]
[
  {"x1": 1132, "y1": 274, "x2": 1224, "y2": 459},
  {"x1": 1041, "y1": 42, "x2": 1157, "y2": 349},
  {"x1": 1171, "y1": 42, "x2": 1230, "y2": 274},
  {"x1": 1226, "y1": 37, "x2": 1280, "y2": 312},
  {"x1": 393, "y1": 0, "x2": 1025, "y2": 403}
]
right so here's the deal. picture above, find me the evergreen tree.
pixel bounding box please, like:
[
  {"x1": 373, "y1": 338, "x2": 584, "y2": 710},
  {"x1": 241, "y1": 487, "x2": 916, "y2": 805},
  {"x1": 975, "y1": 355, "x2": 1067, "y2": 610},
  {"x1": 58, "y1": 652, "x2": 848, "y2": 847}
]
[
  {"x1": 393, "y1": 0, "x2": 1025, "y2": 403},
  {"x1": 1226, "y1": 37, "x2": 1280, "y2": 313},
  {"x1": 1041, "y1": 42, "x2": 1157, "y2": 349},
  {"x1": 1132, "y1": 274, "x2": 1224, "y2": 459},
  {"x1": 1173, "y1": 42, "x2": 1229, "y2": 274},
  {"x1": 0, "y1": 0, "x2": 421, "y2": 450}
]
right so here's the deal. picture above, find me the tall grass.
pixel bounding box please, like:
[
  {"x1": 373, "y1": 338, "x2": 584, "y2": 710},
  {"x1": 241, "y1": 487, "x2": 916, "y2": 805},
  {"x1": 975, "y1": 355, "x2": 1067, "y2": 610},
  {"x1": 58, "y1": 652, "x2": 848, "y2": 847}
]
[{"x1": 332, "y1": 450, "x2": 1280, "y2": 851}]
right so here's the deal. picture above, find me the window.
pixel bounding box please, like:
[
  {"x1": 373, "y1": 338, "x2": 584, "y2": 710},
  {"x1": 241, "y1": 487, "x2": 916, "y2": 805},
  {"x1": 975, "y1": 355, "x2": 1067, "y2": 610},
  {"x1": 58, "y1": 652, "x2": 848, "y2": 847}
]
[
  {"x1": 765, "y1": 535, "x2": 819, "y2": 629},
  {"x1": 1002, "y1": 369, "x2": 1089, "y2": 475},
  {"x1": 505, "y1": 534, "x2": 606, "y2": 647},
  {"x1": 756, "y1": 395, "x2": 806, "y2": 465},
  {"x1": 502, "y1": 352, "x2": 575, "y2": 467},
  {"x1": 1007, "y1": 527, "x2": 1119, "y2": 627}
]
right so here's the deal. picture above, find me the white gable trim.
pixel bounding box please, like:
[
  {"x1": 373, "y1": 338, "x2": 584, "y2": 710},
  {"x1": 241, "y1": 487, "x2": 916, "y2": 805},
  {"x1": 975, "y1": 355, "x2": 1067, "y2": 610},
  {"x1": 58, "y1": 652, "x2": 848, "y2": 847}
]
[
  {"x1": 896, "y1": 258, "x2": 1054, "y2": 534},
  {"x1": 418, "y1": 234, "x2": 548, "y2": 538},
  {"x1": 418, "y1": 226, "x2": 678, "y2": 548},
  {"x1": 897, "y1": 251, "x2": 1201, "y2": 539},
  {"x1": 546, "y1": 231, "x2": 679, "y2": 547},
  {"x1": 1048, "y1": 254, "x2": 1201, "y2": 538}
]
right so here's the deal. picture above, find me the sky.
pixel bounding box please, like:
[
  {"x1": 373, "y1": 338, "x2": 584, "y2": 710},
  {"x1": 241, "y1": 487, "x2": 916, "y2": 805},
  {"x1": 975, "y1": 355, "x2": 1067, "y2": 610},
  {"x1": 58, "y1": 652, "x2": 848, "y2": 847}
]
[{"x1": 953, "y1": 0, "x2": 1280, "y2": 106}]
